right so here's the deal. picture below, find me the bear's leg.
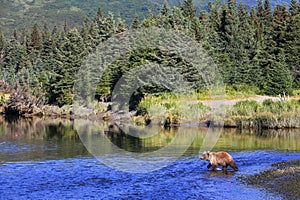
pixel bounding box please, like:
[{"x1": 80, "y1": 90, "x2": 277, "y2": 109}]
[
  {"x1": 207, "y1": 163, "x2": 212, "y2": 169},
  {"x1": 211, "y1": 164, "x2": 217, "y2": 171},
  {"x1": 229, "y1": 161, "x2": 238, "y2": 171},
  {"x1": 222, "y1": 164, "x2": 228, "y2": 171}
]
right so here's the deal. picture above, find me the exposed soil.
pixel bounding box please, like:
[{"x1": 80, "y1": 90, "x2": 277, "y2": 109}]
[{"x1": 243, "y1": 160, "x2": 300, "y2": 200}]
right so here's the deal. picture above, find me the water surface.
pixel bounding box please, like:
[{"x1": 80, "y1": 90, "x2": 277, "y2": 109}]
[{"x1": 0, "y1": 117, "x2": 299, "y2": 199}]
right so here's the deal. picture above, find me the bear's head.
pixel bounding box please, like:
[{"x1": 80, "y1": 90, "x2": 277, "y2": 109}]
[{"x1": 200, "y1": 151, "x2": 210, "y2": 160}]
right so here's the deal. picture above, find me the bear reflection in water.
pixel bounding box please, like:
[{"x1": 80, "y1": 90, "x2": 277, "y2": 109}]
[{"x1": 200, "y1": 151, "x2": 238, "y2": 172}]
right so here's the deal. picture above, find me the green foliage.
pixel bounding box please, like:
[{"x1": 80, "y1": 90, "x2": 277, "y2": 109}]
[
  {"x1": 228, "y1": 99, "x2": 300, "y2": 120},
  {"x1": 228, "y1": 100, "x2": 260, "y2": 117},
  {"x1": 138, "y1": 93, "x2": 210, "y2": 124},
  {"x1": 292, "y1": 89, "x2": 300, "y2": 96},
  {"x1": 0, "y1": 0, "x2": 299, "y2": 109},
  {"x1": 225, "y1": 84, "x2": 260, "y2": 98}
]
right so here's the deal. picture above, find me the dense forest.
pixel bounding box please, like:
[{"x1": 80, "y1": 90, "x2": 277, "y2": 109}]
[{"x1": 0, "y1": 0, "x2": 299, "y2": 108}]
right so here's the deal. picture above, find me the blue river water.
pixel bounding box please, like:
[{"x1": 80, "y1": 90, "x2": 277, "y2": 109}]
[
  {"x1": 0, "y1": 119, "x2": 299, "y2": 199},
  {"x1": 1, "y1": 149, "x2": 300, "y2": 199}
]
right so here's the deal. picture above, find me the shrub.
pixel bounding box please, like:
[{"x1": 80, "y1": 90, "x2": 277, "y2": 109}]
[
  {"x1": 225, "y1": 84, "x2": 260, "y2": 98},
  {"x1": 292, "y1": 89, "x2": 300, "y2": 96},
  {"x1": 229, "y1": 100, "x2": 260, "y2": 117}
]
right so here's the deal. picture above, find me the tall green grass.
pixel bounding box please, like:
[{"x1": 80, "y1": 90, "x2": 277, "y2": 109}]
[
  {"x1": 227, "y1": 99, "x2": 300, "y2": 128},
  {"x1": 195, "y1": 84, "x2": 260, "y2": 100},
  {"x1": 137, "y1": 92, "x2": 210, "y2": 126}
]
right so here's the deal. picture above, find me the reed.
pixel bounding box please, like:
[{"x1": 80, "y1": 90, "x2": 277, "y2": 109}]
[
  {"x1": 136, "y1": 93, "x2": 210, "y2": 126},
  {"x1": 226, "y1": 99, "x2": 300, "y2": 129}
]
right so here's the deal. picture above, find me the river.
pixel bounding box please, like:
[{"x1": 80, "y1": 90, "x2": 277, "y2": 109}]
[{"x1": 0, "y1": 117, "x2": 299, "y2": 199}]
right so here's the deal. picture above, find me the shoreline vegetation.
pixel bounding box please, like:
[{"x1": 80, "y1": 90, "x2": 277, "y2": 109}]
[{"x1": 1, "y1": 81, "x2": 300, "y2": 129}]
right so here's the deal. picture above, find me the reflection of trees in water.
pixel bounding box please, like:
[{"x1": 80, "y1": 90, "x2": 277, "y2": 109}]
[
  {"x1": 234, "y1": 128, "x2": 300, "y2": 139},
  {"x1": 218, "y1": 128, "x2": 300, "y2": 151},
  {"x1": 44, "y1": 122, "x2": 79, "y2": 140},
  {"x1": 1, "y1": 116, "x2": 299, "y2": 152},
  {"x1": 105, "y1": 124, "x2": 150, "y2": 153},
  {"x1": 256, "y1": 129, "x2": 300, "y2": 139},
  {"x1": 104, "y1": 125, "x2": 182, "y2": 153},
  {"x1": 0, "y1": 116, "x2": 89, "y2": 161},
  {"x1": 0, "y1": 116, "x2": 79, "y2": 141}
]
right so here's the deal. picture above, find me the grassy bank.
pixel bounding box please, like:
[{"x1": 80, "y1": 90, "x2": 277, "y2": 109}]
[
  {"x1": 134, "y1": 91, "x2": 300, "y2": 129},
  {"x1": 226, "y1": 99, "x2": 300, "y2": 129},
  {"x1": 1, "y1": 83, "x2": 300, "y2": 129},
  {"x1": 135, "y1": 92, "x2": 211, "y2": 126}
]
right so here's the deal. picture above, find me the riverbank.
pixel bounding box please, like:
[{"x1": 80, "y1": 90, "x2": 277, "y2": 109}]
[
  {"x1": 134, "y1": 94, "x2": 300, "y2": 129},
  {"x1": 243, "y1": 159, "x2": 300, "y2": 199},
  {"x1": 1, "y1": 91, "x2": 300, "y2": 129}
]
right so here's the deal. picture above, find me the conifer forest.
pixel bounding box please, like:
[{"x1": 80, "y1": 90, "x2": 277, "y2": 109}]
[{"x1": 0, "y1": 0, "x2": 299, "y2": 107}]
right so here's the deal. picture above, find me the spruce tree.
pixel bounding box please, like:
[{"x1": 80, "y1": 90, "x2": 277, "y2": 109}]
[
  {"x1": 158, "y1": 1, "x2": 171, "y2": 28},
  {"x1": 290, "y1": 0, "x2": 300, "y2": 17},
  {"x1": 132, "y1": 15, "x2": 140, "y2": 29},
  {"x1": 116, "y1": 16, "x2": 127, "y2": 34},
  {"x1": 182, "y1": 0, "x2": 197, "y2": 20},
  {"x1": 53, "y1": 27, "x2": 87, "y2": 105},
  {"x1": 142, "y1": 10, "x2": 156, "y2": 28},
  {"x1": 0, "y1": 28, "x2": 6, "y2": 69},
  {"x1": 286, "y1": 0, "x2": 300, "y2": 87},
  {"x1": 28, "y1": 23, "x2": 42, "y2": 63},
  {"x1": 161, "y1": 1, "x2": 170, "y2": 16},
  {"x1": 0, "y1": 28, "x2": 5, "y2": 52}
]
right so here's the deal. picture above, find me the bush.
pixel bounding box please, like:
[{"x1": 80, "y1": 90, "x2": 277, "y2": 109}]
[
  {"x1": 225, "y1": 84, "x2": 260, "y2": 98},
  {"x1": 229, "y1": 100, "x2": 260, "y2": 117},
  {"x1": 292, "y1": 89, "x2": 300, "y2": 96}
]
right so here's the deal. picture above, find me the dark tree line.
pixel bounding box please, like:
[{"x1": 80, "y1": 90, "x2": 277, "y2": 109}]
[{"x1": 0, "y1": 0, "x2": 299, "y2": 106}]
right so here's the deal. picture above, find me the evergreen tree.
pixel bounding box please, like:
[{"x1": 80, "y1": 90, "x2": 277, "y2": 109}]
[
  {"x1": 257, "y1": 0, "x2": 264, "y2": 18},
  {"x1": 0, "y1": 28, "x2": 5, "y2": 55},
  {"x1": 28, "y1": 23, "x2": 42, "y2": 62},
  {"x1": 218, "y1": 3, "x2": 241, "y2": 84},
  {"x1": 52, "y1": 27, "x2": 87, "y2": 105},
  {"x1": 171, "y1": 5, "x2": 187, "y2": 30},
  {"x1": 52, "y1": 26, "x2": 58, "y2": 36},
  {"x1": 94, "y1": 11, "x2": 116, "y2": 43},
  {"x1": 131, "y1": 15, "x2": 140, "y2": 29},
  {"x1": 142, "y1": 10, "x2": 156, "y2": 28},
  {"x1": 63, "y1": 19, "x2": 68, "y2": 33},
  {"x1": 41, "y1": 23, "x2": 51, "y2": 45},
  {"x1": 13, "y1": 30, "x2": 17, "y2": 41},
  {"x1": 290, "y1": 0, "x2": 300, "y2": 17},
  {"x1": 182, "y1": 0, "x2": 197, "y2": 19},
  {"x1": 157, "y1": 2, "x2": 173, "y2": 29},
  {"x1": 94, "y1": 7, "x2": 104, "y2": 24},
  {"x1": 0, "y1": 28, "x2": 6, "y2": 69},
  {"x1": 80, "y1": 17, "x2": 93, "y2": 52},
  {"x1": 286, "y1": 0, "x2": 300, "y2": 87},
  {"x1": 116, "y1": 16, "x2": 127, "y2": 34},
  {"x1": 20, "y1": 28, "x2": 29, "y2": 47},
  {"x1": 260, "y1": 49, "x2": 293, "y2": 95},
  {"x1": 161, "y1": 1, "x2": 170, "y2": 16},
  {"x1": 88, "y1": 20, "x2": 100, "y2": 48}
]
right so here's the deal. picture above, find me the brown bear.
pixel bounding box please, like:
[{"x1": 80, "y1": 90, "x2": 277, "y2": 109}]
[{"x1": 200, "y1": 151, "x2": 238, "y2": 171}]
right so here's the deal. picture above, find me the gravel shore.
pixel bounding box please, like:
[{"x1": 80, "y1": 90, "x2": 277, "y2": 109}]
[{"x1": 243, "y1": 159, "x2": 300, "y2": 199}]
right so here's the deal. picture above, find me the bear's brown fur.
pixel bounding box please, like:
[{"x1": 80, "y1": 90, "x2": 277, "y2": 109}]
[{"x1": 200, "y1": 151, "x2": 238, "y2": 171}]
